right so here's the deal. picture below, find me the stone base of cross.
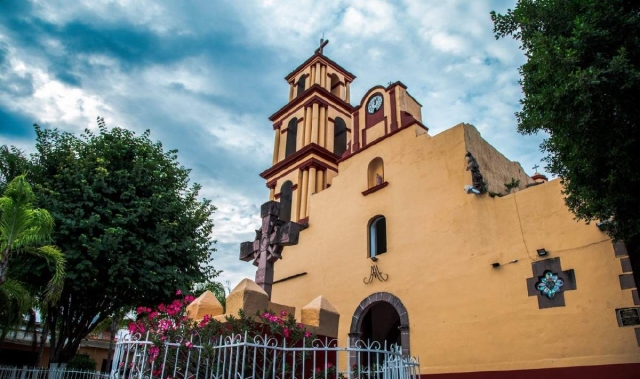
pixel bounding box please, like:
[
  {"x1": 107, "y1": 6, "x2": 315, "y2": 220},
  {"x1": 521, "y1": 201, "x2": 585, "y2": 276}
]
[{"x1": 240, "y1": 201, "x2": 301, "y2": 299}]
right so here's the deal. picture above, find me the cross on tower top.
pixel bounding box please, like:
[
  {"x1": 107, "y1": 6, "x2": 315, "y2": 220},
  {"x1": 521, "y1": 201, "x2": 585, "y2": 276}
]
[
  {"x1": 533, "y1": 164, "x2": 540, "y2": 173},
  {"x1": 240, "y1": 201, "x2": 301, "y2": 299},
  {"x1": 315, "y1": 38, "x2": 329, "y2": 55}
]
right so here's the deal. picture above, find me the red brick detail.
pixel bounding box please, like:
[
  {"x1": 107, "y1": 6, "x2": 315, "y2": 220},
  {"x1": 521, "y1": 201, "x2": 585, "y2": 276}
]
[
  {"x1": 389, "y1": 87, "x2": 398, "y2": 132},
  {"x1": 269, "y1": 84, "x2": 353, "y2": 122},
  {"x1": 418, "y1": 363, "x2": 640, "y2": 378},
  {"x1": 260, "y1": 143, "x2": 340, "y2": 180},
  {"x1": 263, "y1": 157, "x2": 338, "y2": 188},
  {"x1": 284, "y1": 52, "x2": 356, "y2": 82}
]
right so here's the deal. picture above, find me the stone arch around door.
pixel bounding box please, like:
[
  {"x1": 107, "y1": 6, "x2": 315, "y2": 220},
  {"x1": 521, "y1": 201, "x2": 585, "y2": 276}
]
[{"x1": 349, "y1": 292, "x2": 410, "y2": 355}]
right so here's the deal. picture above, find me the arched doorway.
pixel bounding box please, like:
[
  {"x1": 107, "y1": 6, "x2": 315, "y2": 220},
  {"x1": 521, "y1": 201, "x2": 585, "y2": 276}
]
[{"x1": 349, "y1": 292, "x2": 410, "y2": 356}]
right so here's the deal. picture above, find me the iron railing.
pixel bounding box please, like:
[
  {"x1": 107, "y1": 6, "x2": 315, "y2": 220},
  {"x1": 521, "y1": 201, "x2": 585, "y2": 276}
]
[
  {"x1": 0, "y1": 366, "x2": 110, "y2": 379},
  {"x1": 111, "y1": 332, "x2": 420, "y2": 379}
]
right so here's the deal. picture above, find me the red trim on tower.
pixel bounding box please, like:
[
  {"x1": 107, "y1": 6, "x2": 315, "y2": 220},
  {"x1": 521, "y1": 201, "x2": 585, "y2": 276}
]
[
  {"x1": 269, "y1": 84, "x2": 353, "y2": 122},
  {"x1": 264, "y1": 158, "x2": 337, "y2": 188},
  {"x1": 389, "y1": 87, "x2": 398, "y2": 132},
  {"x1": 284, "y1": 53, "x2": 356, "y2": 82},
  {"x1": 353, "y1": 110, "x2": 360, "y2": 151},
  {"x1": 260, "y1": 143, "x2": 340, "y2": 180},
  {"x1": 339, "y1": 112, "x2": 427, "y2": 163}
]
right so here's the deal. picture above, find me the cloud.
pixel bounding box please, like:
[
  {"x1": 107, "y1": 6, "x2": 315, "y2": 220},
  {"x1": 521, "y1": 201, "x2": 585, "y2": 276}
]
[{"x1": 0, "y1": 0, "x2": 548, "y2": 289}]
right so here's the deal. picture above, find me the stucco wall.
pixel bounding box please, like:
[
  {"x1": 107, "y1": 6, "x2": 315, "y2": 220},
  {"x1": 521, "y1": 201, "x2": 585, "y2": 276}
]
[
  {"x1": 463, "y1": 123, "x2": 532, "y2": 194},
  {"x1": 269, "y1": 123, "x2": 640, "y2": 374}
]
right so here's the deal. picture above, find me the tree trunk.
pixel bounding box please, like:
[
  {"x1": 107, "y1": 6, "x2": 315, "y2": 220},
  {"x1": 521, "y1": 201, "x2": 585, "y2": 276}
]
[
  {"x1": 106, "y1": 314, "x2": 121, "y2": 372},
  {"x1": 38, "y1": 317, "x2": 50, "y2": 367}
]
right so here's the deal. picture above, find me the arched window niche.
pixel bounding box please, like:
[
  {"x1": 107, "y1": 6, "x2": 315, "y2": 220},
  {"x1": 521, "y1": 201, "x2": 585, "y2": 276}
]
[
  {"x1": 279, "y1": 181, "x2": 293, "y2": 222},
  {"x1": 285, "y1": 118, "x2": 298, "y2": 158},
  {"x1": 368, "y1": 215, "x2": 387, "y2": 258},
  {"x1": 362, "y1": 157, "x2": 388, "y2": 196},
  {"x1": 333, "y1": 117, "x2": 347, "y2": 157},
  {"x1": 296, "y1": 74, "x2": 308, "y2": 97},
  {"x1": 329, "y1": 73, "x2": 341, "y2": 97}
]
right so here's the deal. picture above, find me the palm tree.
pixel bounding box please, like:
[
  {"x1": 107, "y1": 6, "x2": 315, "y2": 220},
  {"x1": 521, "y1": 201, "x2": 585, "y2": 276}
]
[{"x1": 0, "y1": 175, "x2": 65, "y2": 344}]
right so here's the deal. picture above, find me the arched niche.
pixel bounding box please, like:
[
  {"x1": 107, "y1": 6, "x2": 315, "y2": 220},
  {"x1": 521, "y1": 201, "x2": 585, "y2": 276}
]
[
  {"x1": 329, "y1": 73, "x2": 341, "y2": 97},
  {"x1": 367, "y1": 157, "x2": 384, "y2": 188},
  {"x1": 349, "y1": 292, "x2": 410, "y2": 356},
  {"x1": 297, "y1": 74, "x2": 308, "y2": 97},
  {"x1": 333, "y1": 117, "x2": 347, "y2": 157},
  {"x1": 279, "y1": 181, "x2": 293, "y2": 222},
  {"x1": 285, "y1": 118, "x2": 298, "y2": 158}
]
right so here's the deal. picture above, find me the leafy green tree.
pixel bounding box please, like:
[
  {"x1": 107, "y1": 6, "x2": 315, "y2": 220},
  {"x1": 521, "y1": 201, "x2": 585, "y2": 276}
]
[
  {"x1": 27, "y1": 123, "x2": 217, "y2": 363},
  {"x1": 0, "y1": 145, "x2": 30, "y2": 193},
  {"x1": 492, "y1": 1, "x2": 640, "y2": 283},
  {"x1": 0, "y1": 175, "x2": 65, "y2": 345}
]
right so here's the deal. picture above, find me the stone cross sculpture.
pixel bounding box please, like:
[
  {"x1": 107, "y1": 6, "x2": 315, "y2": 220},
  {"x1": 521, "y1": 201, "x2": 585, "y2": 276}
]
[{"x1": 240, "y1": 201, "x2": 301, "y2": 299}]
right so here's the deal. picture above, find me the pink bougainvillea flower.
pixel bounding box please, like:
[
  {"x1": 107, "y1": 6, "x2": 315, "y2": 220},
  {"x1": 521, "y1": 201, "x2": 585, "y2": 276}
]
[
  {"x1": 184, "y1": 295, "x2": 195, "y2": 304},
  {"x1": 158, "y1": 304, "x2": 166, "y2": 312},
  {"x1": 148, "y1": 346, "x2": 160, "y2": 362},
  {"x1": 148, "y1": 311, "x2": 159, "y2": 320},
  {"x1": 185, "y1": 341, "x2": 194, "y2": 349},
  {"x1": 280, "y1": 310, "x2": 287, "y2": 317},
  {"x1": 304, "y1": 331, "x2": 311, "y2": 338},
  {"x1": 283, "y1": 327, "x2": 290, "y2": 338},
  {"x1": 176, "y1": 290, "x2": 182, "y2": 295}
]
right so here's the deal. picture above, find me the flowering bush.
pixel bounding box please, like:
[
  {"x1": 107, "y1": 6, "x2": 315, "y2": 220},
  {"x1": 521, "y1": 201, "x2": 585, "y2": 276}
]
[{"x1": 124, "y1": 291, "x2": 320, "y2": 378}]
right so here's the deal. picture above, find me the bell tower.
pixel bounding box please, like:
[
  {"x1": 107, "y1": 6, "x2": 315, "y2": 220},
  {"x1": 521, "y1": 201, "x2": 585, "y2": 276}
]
[{"x1": 261, "y1": 40, "x2": 356, "y2": 225}]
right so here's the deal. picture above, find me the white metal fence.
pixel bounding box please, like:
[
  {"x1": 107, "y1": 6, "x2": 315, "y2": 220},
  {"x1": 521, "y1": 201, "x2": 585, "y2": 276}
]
[
  {"x1": 0, "y1": 366, "x2": 110, "y2": 379},
  {"x1": 111, "y1": 333, "x2": 420, "y2": 379}
]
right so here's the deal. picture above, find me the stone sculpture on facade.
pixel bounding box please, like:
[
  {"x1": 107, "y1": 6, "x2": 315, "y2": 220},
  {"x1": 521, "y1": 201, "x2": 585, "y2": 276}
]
[
  {"x1": 240, "y1": 201, "x2": 301, "y2": 299},
  {"x1": 465, "y1": 152, "x2": 487, "y2": 193}
]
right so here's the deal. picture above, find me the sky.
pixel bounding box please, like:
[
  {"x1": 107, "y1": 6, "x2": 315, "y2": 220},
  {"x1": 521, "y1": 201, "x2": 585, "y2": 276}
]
[{"x1": 0, "y1": 0, "x2": 547, "y2": 290}]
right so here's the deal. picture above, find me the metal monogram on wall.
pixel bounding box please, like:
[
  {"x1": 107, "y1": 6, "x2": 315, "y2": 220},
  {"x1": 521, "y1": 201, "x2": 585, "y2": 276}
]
[{"x1": 364, "y1": 264, "x2": 389, "y2": 284}]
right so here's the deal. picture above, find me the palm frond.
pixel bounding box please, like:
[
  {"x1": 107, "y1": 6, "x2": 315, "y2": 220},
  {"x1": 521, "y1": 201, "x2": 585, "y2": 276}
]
[
  {"x1": 27, "y1": 245, "x2": 65, "y2": 304},
  {"x1": 0, "y1": 279, "x2": 34, "y2": 314}
]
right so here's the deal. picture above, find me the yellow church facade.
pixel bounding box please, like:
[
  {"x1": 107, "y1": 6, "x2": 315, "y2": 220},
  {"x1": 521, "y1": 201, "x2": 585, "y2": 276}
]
[{"x1": 249, "y1": 47, "x2": 640, "y2": 377}]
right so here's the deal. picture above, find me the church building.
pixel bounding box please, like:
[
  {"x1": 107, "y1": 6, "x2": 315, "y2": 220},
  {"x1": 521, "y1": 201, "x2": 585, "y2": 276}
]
[{"x1": 244, "y1": 43, "x2": 640, "y2": 377}]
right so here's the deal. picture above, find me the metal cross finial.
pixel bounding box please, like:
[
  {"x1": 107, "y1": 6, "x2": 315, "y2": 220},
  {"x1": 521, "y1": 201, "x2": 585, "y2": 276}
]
[
  {"x1": 533, "y1": 164, "x2": 540, "y2": 173},
  {"x1": 239, "y1": 201, "x2": 301, "y2": 299},
  {"x1": 315, "y1": 37, "x2": 329, "y2": 55}
]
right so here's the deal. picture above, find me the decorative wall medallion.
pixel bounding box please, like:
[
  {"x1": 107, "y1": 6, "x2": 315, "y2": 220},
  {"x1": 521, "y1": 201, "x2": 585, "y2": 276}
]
[
  {"x1": 526, "y1": 257, "x2": 577, "y2": 309},
  {"x1": 536, "y1": 271, "x2": 564, "y2": 299},
  {"x1": 363, "y1": 264, "x2": 388, "y2": 284}
]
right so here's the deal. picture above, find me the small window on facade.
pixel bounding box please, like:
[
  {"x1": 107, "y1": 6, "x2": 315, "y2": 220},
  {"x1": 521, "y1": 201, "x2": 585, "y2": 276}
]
[
  {"x1": 334, "y1": 117, "x2": 347, "y2": 157},
  {"x1": 369, "y1": 216, "x2": 387, "y2": 257},
  {"x1": 367, "y1": 157, "x2": 384, "y2": 188},
  {"x1": 285, "y1": 118, "x2": 298, "y2": 158},
  {"x1": 297, "y1": 74, "x2": 307, "y2": 97},
  {"x1": 279, "y1": 181, "x2": 293, "y2": 222}
]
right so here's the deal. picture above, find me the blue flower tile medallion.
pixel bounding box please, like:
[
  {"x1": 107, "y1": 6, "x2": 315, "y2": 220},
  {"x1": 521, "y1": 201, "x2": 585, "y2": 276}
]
[{"x1": 536, "y1": 271, "x2": 564, "y2": 299}]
